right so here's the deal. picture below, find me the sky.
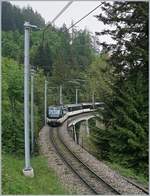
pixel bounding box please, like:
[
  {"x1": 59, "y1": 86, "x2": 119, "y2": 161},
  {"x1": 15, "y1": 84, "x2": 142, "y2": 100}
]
[{"x1": 10, "y1": 1, "x2": 113, "y2": 44}]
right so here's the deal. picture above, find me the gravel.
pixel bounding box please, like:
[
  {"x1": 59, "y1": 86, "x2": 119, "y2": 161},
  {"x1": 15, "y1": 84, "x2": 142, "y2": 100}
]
[
  {"x1": 39, "y1": 125, "x2": 94, "y2": 195},
  {"x1": 59, "y1": 115, "x2": 147, "y2": 195},
  {"x1": 39, "y1": 112, "x2": 148, "y2": 195}
]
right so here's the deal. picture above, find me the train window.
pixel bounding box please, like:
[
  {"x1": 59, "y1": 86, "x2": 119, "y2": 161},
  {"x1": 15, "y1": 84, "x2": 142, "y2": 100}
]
[
  {"x1": 48, "y1": 107, "x2": 62, "y2": 118},
  {"x1": 66, "y1": 104, "x2": 82, "y2": 112},
  {"x1": 68, "y1": 107, "x2": 72, "y2": 112},
  {"x1": 63, "y1": 107, "x2": 68, "y2": 114},
  {"x1": 82, "y1": 103, "x2": 92, "y2": 109}
]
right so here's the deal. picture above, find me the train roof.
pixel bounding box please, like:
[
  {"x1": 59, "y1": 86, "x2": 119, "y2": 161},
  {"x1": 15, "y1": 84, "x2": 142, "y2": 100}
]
[
  {"x1": 94, "y1": 102, "x2": 105, "y2": 105},
  {"x1": 65, "y1": 103, "x2": 82, "y2": 108},
  {"x1": 48, "y1": 105, "x2": 63, "y2": 108},
  {"x1": 82, "y1": 102, "x2": 93, "y2": 105}
]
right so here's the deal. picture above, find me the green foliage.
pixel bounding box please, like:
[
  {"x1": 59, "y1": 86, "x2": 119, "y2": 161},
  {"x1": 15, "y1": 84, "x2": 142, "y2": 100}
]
[
  {"x1": 95, "y1": 2, "x2": 148, "y2": 76},
  {"x1": 2, "y1": 58, "x2": 24, "y2": 154},
  {"x1": 34, "y1": 69, "x2": 46, "y2": 126},
  {"x1": 2, "y1": 153, "x2": 68, "y2": 194},
  {"x1": 71, "y1": 30, "x2": 94, "y2": 70},
  {"x1": 2, "y1": 1, "x2": 45, "y2": 33},
  {"x1": 2, "y1": 6, "x2": 95, "y2": 105},
  {"x1": 3, "y1": 1, "x2": 148, "y2": 184},
  {"x1": 108, "y1": 72, "x2": 148, "y2": 174},
  {"x1": 2, "y1": 58, "x2": 46, "y2": 155},
  {"x1": 40, "y1": 28, "x2": 95, "y2": 104},
  {"x1": 91, "y1": 1, "x2": 148, "y2": 178},
  {"x1": 31, "y1": 42, "x2": 53, "y2": 76},
  {"x1": 2, "y1": 31, "x2": 24, "y2": 63},
  {"x1": 2, "y1": 14, "x2": 96, "y2": 156},
  {"x1": 85, "y1": 54, "x2": 114, "y2": 102}
]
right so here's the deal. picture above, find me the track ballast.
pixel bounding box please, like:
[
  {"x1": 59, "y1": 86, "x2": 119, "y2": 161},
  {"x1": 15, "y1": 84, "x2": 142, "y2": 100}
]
[{"x1": 49, "y1": 127, "x2": 121, "y2": 195}]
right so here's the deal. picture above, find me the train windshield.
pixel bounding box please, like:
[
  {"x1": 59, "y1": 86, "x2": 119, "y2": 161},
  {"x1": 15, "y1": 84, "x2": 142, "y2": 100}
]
[{"x1": 48, "y1": 107, "x2": 61, "y2": 118}]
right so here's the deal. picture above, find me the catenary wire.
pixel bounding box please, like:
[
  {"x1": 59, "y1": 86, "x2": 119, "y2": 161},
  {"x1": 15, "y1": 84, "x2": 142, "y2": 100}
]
[
  {"x1": 42, "y1": 2, "x2": 103, "y2": 41},
  {"x1": 51, "y1": 1, "x2": 74, "y2": 24},
  {"x1": 67, "y1": 2, "x2": 103, "y2": 30},
  {"x1": 42, "y1": 1, "x2": 73, "y2": 43}
]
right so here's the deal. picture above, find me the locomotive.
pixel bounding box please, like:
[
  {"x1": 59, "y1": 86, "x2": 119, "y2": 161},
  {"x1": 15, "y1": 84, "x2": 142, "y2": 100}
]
[{"x1": 47, "y1": 102, "x2": 104, "y2": 127}]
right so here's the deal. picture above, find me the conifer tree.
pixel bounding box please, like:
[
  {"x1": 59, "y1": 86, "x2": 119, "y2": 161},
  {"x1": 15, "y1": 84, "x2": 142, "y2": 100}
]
[{"x1": 93, "y1": 2, "x2": 148, "y2": 175}]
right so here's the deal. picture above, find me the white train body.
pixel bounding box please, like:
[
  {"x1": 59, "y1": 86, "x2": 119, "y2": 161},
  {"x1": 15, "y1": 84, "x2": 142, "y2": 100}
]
[{"x1": 47, "y1": 102, "x2": 104, "y2": 127}]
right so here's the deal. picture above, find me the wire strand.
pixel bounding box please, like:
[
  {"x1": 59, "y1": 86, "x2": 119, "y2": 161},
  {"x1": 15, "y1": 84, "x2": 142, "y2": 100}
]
[
  {"x1": 51, "y1": 1, "x2": 73, "y2": 24},
  {"x1": 42, "y1": 1, "x2": 73, "y2": 45},
  {"x1": 67, "y1": 2, "x2": 103, "y2": 31}
]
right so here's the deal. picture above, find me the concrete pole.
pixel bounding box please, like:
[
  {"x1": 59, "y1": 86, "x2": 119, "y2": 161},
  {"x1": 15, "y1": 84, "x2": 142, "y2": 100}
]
[
  {"x1": 24, "y1": 22, "x2": 30, "y2": 169},
  {"x1": 23, "y1": 22, "x2": 33, "y2": 176},
  {"x1": 44, "y1": 80, "x2": 47, "y2": 125},
  {"x1": 86, "y1": 119, "x2": 90, "y2": 136},
  {"x1": 92, "y1": 91, "x2": 95, "y2": 108},
  {"x1": 75, "y1": 88, "x2": 78, "y2": 104},
  {"x1": 72, "y1": 127, "x2": 74, "y2": 138},
  {"x1": 59, "y1": 85, "x2": 62, "y2": 105},
  {"x1": 70, "y1": 20, "x2": 74, "y2": 45},
  {"x1": 94, "y1": 34, "x2": 96, "y2": 51},
  {"x1": 31, "y1": 70, "x2": 34, "y2": 154},
  {"x1": 81, "y1": 137, "x2": 83, "y2": 148},
  {"x1": 73, "y1": 124, "x2": 77, "y2": 143}
]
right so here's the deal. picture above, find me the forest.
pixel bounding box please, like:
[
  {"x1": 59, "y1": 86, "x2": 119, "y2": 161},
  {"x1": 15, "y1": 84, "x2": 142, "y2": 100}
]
[{"x1": 2, "y1": 0, "x2": 148, "y2": 187}]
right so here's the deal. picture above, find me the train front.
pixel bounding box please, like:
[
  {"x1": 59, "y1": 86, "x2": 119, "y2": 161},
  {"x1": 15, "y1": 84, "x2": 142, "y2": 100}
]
[{"x1": 47, "y1": 106, "x2": 63, "y2": 127}]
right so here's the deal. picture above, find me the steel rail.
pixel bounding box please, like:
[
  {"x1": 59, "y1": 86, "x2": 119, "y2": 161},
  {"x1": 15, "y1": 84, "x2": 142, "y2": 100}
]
[
  {"x1": 49, "y1": 127, "x2": 120, "y2": 195},
  {"x1": 64, "y1": 114, "x2": 149, "y2": 195},
  {"x1": 79, "y1": 140, "x2": 149, "y2": 195},
  {"x1": 49, "y1": 111, "x2": 148, "y2": 195},
  {"x1": 49, "y1": 127, "x2": 98, "y2": 194},
  {"x1": 122, "y1": 177, "x2": 149, "y2": 194},
  {"x1": 57, "y1": 128, "x2": 121, "y2": 195}
]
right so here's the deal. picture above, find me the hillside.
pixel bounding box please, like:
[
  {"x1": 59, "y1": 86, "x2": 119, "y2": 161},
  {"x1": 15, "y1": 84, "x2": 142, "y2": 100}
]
[{"x1": 2, "y1": 1, "x2": 45, "y2": 32}]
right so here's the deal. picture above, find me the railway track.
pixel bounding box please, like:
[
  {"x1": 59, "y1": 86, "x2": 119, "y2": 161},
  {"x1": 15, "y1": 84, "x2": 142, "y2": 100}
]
[
  {"x1": 49, "y1": 127, "x2": 121, "y2": 195},
  {"x1": 78, "y1": 140, "x2": 149, "y2": 194},
  {"x1": 122, "y1": 177, "x2": 149, "y2": 194},
  {"x1": 67, "y1": 119, "x2": 149, "y2": 195}
]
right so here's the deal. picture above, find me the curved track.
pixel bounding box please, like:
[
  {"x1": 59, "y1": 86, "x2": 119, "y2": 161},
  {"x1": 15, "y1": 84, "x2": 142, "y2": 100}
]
[
  {"x1": 49, "y1": 127, "x2": 121, "y2": 195},
  {"x1": 67, "y1": 115, "x2": 149, "y2": 195},
  {"x1": 122, "y1": 177, "x2": 149, "y2": 194},
  {"x1": 76, "y1": 138, "x2": 149, "y2": 194}
]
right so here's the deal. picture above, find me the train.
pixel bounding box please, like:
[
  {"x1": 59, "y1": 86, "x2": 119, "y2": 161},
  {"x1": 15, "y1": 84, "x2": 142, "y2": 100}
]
[{"x1": 47, "y1": 102, "x2": 104, "y2": 127}]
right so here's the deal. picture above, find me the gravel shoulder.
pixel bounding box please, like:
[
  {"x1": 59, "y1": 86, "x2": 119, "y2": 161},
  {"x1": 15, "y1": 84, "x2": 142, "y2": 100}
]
[
  {"x1": 38, "y1": 125, "x2": 94, "y2": 195},
  {"x1": 59, "y1": 117, "x2": 147, "y2": 195},
  {"x1": 39, "y1": 113, "x2": 148, "y2": 195}
]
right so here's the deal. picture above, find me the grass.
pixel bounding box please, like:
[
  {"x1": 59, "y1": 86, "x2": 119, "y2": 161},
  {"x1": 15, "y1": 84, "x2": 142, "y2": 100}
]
[{"x1": 2, "y1": 153, "x2": 68, "y2": 195}]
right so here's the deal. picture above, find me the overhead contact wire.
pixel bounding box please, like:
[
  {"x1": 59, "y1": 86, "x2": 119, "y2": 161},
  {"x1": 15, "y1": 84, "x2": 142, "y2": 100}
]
[
  {"x1": 51, "y1": 1, "x2": 74, "y2": 24},
  {"x1": 42, "y1": 1, "x2": 73, "y2": 45},
  {"x1": 67, "y1": 2, "x2": 103, "y2": 30}
]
